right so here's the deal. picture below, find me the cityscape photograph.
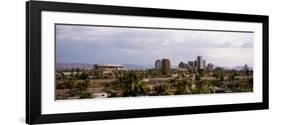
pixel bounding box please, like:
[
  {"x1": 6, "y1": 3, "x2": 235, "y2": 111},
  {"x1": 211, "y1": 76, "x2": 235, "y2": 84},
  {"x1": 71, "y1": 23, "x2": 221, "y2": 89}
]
[{"x1": 55, "y1": 24, "x2": 254, "y2": 100}]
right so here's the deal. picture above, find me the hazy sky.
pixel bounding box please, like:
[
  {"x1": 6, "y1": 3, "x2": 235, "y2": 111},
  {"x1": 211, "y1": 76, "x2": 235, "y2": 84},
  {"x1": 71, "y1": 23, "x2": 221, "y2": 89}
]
[{"x1": 56, "y1": 24, "x2": 254, "y2": 67}]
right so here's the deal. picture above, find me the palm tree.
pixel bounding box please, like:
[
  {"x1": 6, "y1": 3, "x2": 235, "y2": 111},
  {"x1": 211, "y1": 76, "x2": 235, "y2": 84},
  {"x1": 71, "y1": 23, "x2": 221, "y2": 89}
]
[
  {"x1": 75, "y1": 72, "x2": 80, "y2": 80},
  {"x1": 93, "y1": 69, "x2": 103, "y2": 79},
  {"x1": 57, "y1": 71, "x2": 65, "y2": 80},
  {"x1": 174, "y1": 79, "x2": 192, "y2": 95},
  {"x1": 70, "y1": 71, "x2": 74, "y2": 80},
  {"x1": 201, "y1": 80, "x2": 214, "y2": 94},
  {"x1": 120, "y1": 71, "x2": 147, "y2": 97},
  {"x1": 154, "y1": 83, "x2": 170, "y2": 95},
  {"x1": 79, "y1": 72, "x2": 89, "y2": 80},
  {"x1": 64, "y1": 80, "x2": 75, "y2": 96},
  {"x1": 245, "y1": 68, "x2": 250, "y2": 83},
  {"x1": 195, "y1": 74, "x2": 201, "y2": 81},
  {"x1": 194, "y1": 80, "x2": 213, "y2": 94},
  {"x1": 213, "y1": 67, "x2": 223, "y2": 79},
  {"x1": 123, "y1": 80, "x2": 147, "y2": 96},
  {"x1": 76, "y1": 79, "x2": 90, "y2": 93},
  {"x1": 228, "y1": 71, "x2": 235, "y2": 84},
  {"x1": 144, "y1": 85, "x2": 152, "y2": 95},
  {"x1": 79, "y1": 92, "x2": 93, "y2": 99}
]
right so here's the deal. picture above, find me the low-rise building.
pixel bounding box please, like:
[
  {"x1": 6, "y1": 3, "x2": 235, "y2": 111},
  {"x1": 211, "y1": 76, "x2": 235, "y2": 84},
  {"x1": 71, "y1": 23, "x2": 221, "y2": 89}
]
[{"x1": 93, "y1": 64, "x2": 124, "y2": 71}]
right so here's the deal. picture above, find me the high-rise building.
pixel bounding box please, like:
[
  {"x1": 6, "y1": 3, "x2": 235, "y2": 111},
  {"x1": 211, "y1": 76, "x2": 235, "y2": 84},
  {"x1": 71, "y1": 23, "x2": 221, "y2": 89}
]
[
  {"x1": 203, "y1": 60, "x2": 206, "y2": 69},
  {"x1": 188, "y1": 61, "x2": 194, "y2": 66},
  {"x1": 197, "y1": 56, "x2": 204, "y2": 70},
  {"x1": 207, "y1": 63, "x2": 214, "y2": 71},
  {"x1": 243, "y1": 64, "x2": 249, "y2": 71},
  {"x1": 155, "y1": 59, "x2": 162, "y2": 70},
  {"x1": 187, "y1": 61, "x2": 194, "y2": 71},
  {"x1": 162, "y1": 59, "x2": 171, "y2": 74},
  {"x1": 178, "y1": 61, "x2": 188, "y2": 69},
  {"x1": 194, "y1": 60, "x2": 198, "y2": 69}
]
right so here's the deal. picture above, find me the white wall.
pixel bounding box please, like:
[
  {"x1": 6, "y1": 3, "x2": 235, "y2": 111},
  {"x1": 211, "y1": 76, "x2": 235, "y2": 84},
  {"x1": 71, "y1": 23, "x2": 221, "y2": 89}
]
[{"x1": 0, "y1": 0, "x2": 279, "y2": 125}]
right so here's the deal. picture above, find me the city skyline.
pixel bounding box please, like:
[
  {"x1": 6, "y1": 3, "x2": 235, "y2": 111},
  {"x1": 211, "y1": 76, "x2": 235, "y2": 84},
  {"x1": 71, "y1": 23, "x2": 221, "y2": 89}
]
[{"x1": 56, "y1": 24, "x2": 254, "y2": 67}]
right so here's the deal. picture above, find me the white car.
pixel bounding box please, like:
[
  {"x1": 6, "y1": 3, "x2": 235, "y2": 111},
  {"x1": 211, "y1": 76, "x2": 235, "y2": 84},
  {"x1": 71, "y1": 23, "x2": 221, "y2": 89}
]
[{"x1": 92, "y1": 93, "x2": 108, "y2": 98}]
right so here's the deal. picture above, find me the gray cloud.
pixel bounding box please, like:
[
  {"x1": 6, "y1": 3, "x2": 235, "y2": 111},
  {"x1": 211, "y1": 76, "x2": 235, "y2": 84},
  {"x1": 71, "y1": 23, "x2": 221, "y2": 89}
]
[{"x1": 56, "y1": 25, "x2": 254, "y2": 67}]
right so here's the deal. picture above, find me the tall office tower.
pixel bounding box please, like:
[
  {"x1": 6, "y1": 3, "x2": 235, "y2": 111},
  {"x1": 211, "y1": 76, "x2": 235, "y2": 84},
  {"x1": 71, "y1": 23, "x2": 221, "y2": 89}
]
[
  {"x1": 188, "y1": 61, "x2": 194, "y2": 66},
  {"x1": 207, "y1": 63, "x2": 214, "y2": 71},
  {"x1": 155, "y1": 59, "x2": 162, "y2": 70},
  {"x1": 178, "y1": 61, "x2": 188, "y2": 69},
  {"x1": 197, "y1": 56, "x2": 204, "y2": 70},
  {"x1": 187, "y1": 61, "x2": 194, "y2": 70},
  {"x1": 203, "y1": 59, "x2": 206, "y2": 70},
  {"x1": 194, "y1": 60, "x2": 198, "y2": 67},
  {"x1": 162, "y1": 58, "x2": 171, "y2": 74},
  {"x1": 243, "y1": 64, "x2": 249, "y2": 71}
]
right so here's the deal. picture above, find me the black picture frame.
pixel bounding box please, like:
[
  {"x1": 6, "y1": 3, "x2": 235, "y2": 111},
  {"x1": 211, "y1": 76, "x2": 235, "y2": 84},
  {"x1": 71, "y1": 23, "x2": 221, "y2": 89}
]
[{"x1": 26, "y1": 1, "x2": 269, "y2": 124}]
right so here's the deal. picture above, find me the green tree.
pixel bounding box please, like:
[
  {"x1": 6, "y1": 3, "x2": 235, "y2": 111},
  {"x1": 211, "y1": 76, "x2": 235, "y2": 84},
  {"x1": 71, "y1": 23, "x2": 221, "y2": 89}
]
[
  {"x1": 245, "y1": 68, "x2": 250, "y2": 84},
  {"x1": 219, "y1": 70, "x2": 224, "y2": 83},
  {"x1": 123, "y1": 80, "x2": 147, "y2": 96},
  {"x1": 75, "y1": 72, "x2": 80, "y2": 80},
  {"x1": 213, "y1": 67, "x2": 223, "y2": 79},
  {"x1": 154, "y1": 83, "x2": 170, "y2": 95},
  {"x1": 75, "y1": 68, "x2": 80, "y2": 72},
  {"x1": 70, "y1": 71, "x2": 75, "y2": 80},
  {"x1": 175, "y1": 79, "x2": 192, "y2": 95},
  {"x1": 193, "y1": 80, "x2": 213, "y2": 94},
  {"x1": 64, "y1": 80, "x2": 75, "y2": 96},
  {"x1": 119, "y1": 71, "x2": 147, "y2": 96},
  {"x1": 76, "y1": 79, "x2": 90, "y2": 93},
  {"x1": 198, "y1": 69, "x2": 205, "y2": 76},
  {"x1": 228, "y1": 71, "x2": 236, "y2": 84},
  {"x1": 201, "y1": 80, "x2": 214, "y2": 94},
  {"x1": 195, "y1": 74, "x2": 201, "y2": 81},
  {"x1": 93, "y1": 69, "x2": 103, "y2": 79},
  {"x1": 79, "y1": 92, "x2": 93, "y2": 99},
  {"x1": 79, "y1": 72, "x2": 89, "y2": 80},
  {"x1": 56, "y1": 82, "x2": 66, "y2": 89},
  {"x1": 56, "y1": 71, "x2": 65, "y2": 80}
]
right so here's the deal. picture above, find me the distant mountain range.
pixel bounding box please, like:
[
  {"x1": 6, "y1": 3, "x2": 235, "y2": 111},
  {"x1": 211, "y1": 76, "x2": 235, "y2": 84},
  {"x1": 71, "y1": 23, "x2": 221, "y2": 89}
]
[
  {"x1": 123, "y1": 64, "x2": 152, "y2": 70},
  {"x1": 56, "y1": 63, "x2": 93, "y2": 70},
  {"x1": 56, "y1": 63, "x2": 155, "y2": 70},
  {"x1": 56, "y1": 63, "x2": 252, "y2": 71},
  {"x1": 228, "y1": 66, "x2": 253, "y2": 70},
  {"x1": 215, "y1": 65, "x2": 253, "y2": 70}
]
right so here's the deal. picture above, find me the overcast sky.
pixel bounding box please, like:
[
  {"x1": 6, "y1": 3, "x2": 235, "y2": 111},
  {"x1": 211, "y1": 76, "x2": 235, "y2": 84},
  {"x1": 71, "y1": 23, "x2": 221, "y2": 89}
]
[{"x1": 56, "y1": 24, "x2": 254, "y2": 67}]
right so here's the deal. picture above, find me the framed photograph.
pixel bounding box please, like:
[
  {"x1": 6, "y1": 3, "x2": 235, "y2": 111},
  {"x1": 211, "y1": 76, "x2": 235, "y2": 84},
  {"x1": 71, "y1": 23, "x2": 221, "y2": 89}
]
[{"x1": 26, "y1": 1, "x2": 269, "y2": 124}]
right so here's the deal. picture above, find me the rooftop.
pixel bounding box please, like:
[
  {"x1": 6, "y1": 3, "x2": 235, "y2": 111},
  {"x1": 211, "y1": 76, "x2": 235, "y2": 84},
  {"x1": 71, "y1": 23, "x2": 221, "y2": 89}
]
[{"x1": 94, "y1": 64, "x2": 123, "y2": 68}]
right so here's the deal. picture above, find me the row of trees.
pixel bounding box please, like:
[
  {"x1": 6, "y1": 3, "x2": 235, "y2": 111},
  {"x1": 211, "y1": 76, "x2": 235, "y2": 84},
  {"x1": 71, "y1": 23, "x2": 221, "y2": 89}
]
[
  {"x1": 56, "y1": 66, "x2": 253, "y2": 99},
  {"x1": 56, "y1": 71, "x2": 90, "y2": 80},
  {"x1": 110, "y1": 71, "x2": 216, "y2": 97},
  {"x1": 115, "y1": 71, "x2": 148, "y2": 96},
  {"x1": 56, "y1": 79, "x2": 91, "y2": 98},
  {"x1": 57, "y1": 68, "x2": 175, "y2": 81}
]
